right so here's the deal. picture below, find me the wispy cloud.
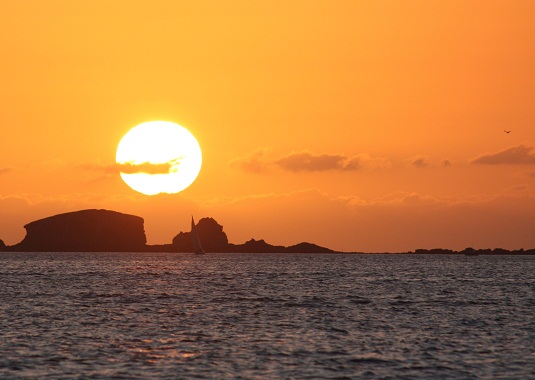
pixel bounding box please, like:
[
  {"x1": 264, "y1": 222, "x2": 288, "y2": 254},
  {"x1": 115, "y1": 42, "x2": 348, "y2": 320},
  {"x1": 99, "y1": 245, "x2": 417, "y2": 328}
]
[
  {"x1": 81, "y1": 160, "x2": 179, "y2": 175},
  {"x1": 229, "y1": 149, "x2": 389, "y2": 174},
  {"x1": 276, "y1": 152, "x2": 359, "y2": 172},
  {"x1": 228, "y1": 149, "x2": 271, "y2": 174},
  {"x1": 411, "y1": 156, "x2": 430, "y2": 168},
  {"x1": 472, "y1": 145, "x2": 535, "y2": 165},
  {"x1": 407, "y1": 156, "x2": 452, "y2": 169},
  {"x1": 118, "y1": 161, "x2": 177, "y2": 175}
]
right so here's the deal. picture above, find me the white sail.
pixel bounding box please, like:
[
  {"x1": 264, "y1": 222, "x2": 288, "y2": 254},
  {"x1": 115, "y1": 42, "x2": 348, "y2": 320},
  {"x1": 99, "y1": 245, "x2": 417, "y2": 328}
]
[{"x1": 191, "y1": 216, "x2": 205, "y2": 255}]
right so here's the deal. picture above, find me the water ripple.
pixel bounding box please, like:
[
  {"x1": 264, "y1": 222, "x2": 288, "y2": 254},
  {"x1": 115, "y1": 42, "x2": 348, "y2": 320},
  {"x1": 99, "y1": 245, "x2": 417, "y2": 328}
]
[{"x1": 1, "y1": 253, "x2": 534, "y2": 378}]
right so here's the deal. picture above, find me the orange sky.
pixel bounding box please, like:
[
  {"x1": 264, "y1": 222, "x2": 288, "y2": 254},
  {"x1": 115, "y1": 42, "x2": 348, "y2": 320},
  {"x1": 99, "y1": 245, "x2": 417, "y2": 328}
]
[{"x1": 2, "y1": 1, "x2": 535, "y2": 252}]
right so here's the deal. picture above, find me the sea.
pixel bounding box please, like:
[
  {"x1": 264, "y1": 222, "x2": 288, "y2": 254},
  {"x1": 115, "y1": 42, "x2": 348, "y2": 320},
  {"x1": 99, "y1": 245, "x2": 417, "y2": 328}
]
[{"x1": 1, "y1": 252, "x2": 534, "y2": 379}]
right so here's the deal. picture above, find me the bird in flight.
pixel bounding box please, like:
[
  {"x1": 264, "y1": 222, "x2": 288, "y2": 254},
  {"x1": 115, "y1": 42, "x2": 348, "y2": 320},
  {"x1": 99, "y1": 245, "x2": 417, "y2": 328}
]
[{"x1": 504, "y1": 130, "x2": 511, "y2": 134}]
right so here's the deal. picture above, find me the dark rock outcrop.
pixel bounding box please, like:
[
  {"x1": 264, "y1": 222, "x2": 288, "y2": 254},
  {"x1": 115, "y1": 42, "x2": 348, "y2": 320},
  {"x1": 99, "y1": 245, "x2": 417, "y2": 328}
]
[
  {"x1": 229, "y1": 239, "x2": 286, "y2": 253},
  {"x1": 172, "y1": 217, "x2": 229, "y2": 252},
  {"x1": 170, "y1": 216, "x2": 335, "y2": 253},
  {"x1": 0, "y1": 239, "x2": 5, "y2": 251},
  {"x1": 170, "y1": 218, "x2": 335, "y2": 253},
  {"x1": 12, "y1": 209, "x2": 146, "y2": 252},
  {"x1": 228, "y1": 239, "x2": 335, "y2": 253},
  {"x1": 286, "y1": 242, "x2": 336, "y2": 253}
]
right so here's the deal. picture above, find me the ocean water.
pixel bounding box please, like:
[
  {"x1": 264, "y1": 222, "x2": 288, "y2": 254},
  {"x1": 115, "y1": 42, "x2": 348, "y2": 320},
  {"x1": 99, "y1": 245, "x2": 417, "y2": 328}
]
[{"x1": 1, "y1": 253, "x2": 534, "y2": 379}]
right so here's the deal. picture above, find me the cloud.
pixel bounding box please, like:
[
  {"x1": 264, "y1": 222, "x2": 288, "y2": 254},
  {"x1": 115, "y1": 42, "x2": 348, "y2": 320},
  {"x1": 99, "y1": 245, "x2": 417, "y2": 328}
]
[
  {"x1": 472, "y1": 145, "x2": 535, "y2": 165},
  {"x1": 118, "y1": 161, "x2": 177, "y2": 175},
  {"x1": 408, "y1": 156, "x2": 451, "y2": 169},
  {"x1": 81, "y1": 161, "x2": 178, "y2": 175},
  {"x1": 0, "y1": 167, "x2": 12, "y2": 175},
  {"x1": 276, "y1": 151, "x2": 359, "y2": 172},
  {"x1": 412, "y1": 157, "x2": 429, "y2": 168},
  {"x1": 228, "y1": 149, "x2": 271, "y2": 174},
  {"x1": 229, "y1": 149, "x2": 389, "y2": 174}
]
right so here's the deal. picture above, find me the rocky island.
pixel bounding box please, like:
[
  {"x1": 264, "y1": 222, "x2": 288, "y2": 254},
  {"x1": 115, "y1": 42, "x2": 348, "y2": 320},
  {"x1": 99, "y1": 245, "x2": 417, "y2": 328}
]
[
  {"x1": 163, "y1": 217, "x2": 333, "y2": 253},
  {"x1": 1, "y1": 209, "x2": 335, "y2": 253},
  {"x1": 9, "y1": 209, "x2": 147, "y2": 252}
]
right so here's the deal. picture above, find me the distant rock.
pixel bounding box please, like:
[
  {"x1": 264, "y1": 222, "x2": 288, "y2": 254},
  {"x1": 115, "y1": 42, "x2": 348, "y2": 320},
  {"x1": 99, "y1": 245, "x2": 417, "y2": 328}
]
[
  {"x1": 228, "y1": 239, "x2": 335, "y2": 253},
  {"x1": 170, "y1": 218, "x2": 336, "y2": 253},
  {"x1": 229, "y1": 239, "x2": 287, "y2": 253},
  {"x1": 0, "y1": 239, "x2": 5, "y2": 251},
  {"x1": 414, "y1": 248, "x2": 454, "y2": 255},
  {"x1": 286, "y1": 242, "x2": 335, "y2": 253},
  {"x1": 172, "y1": 217, "x2": 229, "y2": 252},
  {"x1": 12, "y1": 209, "x2": 146, "y2": 252}
]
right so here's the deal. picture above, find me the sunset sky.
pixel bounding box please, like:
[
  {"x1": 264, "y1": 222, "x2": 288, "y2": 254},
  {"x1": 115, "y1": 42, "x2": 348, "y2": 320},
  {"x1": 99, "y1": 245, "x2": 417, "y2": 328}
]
[{"x1": 2, "y1": 1, "x2": 535, "y2": 252}]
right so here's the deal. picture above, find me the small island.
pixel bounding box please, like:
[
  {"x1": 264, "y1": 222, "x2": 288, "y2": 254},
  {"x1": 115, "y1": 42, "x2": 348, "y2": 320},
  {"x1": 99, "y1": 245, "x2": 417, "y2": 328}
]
[{"x1": 10, "y1": 209, "x2": 147, "y2": 252}]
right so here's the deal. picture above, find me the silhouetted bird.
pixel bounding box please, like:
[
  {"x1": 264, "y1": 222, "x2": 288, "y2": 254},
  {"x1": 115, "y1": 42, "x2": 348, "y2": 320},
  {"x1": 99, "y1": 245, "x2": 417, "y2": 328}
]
[{"x1": 504, "y1": 130, "x2": 511, "y2": 133}]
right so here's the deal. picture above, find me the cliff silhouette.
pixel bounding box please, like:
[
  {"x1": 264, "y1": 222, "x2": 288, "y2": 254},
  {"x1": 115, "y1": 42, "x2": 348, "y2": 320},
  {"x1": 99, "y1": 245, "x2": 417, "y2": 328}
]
[
  {"x1": 9, "y1": 209, "x2": 146, "y2": 252},
  {"x1": 172, "y1": 217, "x2": 229, "y2": 252},
  {"x1": 1, "y1": 209, "x2": 335, "y2": 253}
]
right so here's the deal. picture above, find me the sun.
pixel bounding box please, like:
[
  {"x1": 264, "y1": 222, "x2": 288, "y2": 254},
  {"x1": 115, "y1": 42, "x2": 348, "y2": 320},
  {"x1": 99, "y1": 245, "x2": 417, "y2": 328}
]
[{"x1": 116, "y1": 121, "x2": 202, "y2": 195}]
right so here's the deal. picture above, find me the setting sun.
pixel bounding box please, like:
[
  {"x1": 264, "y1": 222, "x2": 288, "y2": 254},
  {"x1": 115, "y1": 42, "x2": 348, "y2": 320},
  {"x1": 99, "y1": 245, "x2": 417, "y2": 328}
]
[{"x1": 116, "y1": 121, "x2": 202, "y2": 195}]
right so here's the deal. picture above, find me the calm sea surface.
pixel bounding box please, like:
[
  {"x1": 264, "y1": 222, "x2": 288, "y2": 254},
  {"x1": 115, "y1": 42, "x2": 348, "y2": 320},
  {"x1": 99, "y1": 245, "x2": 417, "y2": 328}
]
[{"x1": 1, "y1": 253, "x2": 534, "y2": 379}]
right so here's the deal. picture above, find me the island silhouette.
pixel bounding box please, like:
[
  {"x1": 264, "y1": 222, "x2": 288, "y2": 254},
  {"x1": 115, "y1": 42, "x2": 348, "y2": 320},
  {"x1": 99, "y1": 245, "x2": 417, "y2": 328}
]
[
  {"x1": 0, "y1": 209, "x2": 335, "y2": 253},
  {"x1": 0, "y1": 209, "x2": 534, "y2": 255}
]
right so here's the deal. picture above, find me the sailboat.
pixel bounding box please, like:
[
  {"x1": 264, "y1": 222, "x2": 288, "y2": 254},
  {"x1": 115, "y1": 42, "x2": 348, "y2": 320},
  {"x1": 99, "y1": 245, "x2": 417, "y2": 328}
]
[{"x1": 191, "y1": 216, "x2": 206, "y2": 255}]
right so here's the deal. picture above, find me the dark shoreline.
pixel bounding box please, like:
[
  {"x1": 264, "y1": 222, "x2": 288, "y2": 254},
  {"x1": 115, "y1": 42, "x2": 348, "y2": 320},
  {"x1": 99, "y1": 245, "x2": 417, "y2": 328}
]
[
  {"x1": 2, "y1": 249, "x2": 535, "y2": 255},
  {"x1": 1, "y1": 209, "x2": 534, "y2": 255}
]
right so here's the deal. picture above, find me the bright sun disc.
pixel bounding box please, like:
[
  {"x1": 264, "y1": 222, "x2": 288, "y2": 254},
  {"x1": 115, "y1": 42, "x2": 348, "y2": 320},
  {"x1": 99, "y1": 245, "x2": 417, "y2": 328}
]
[{"x1": 116, "y1": 121, "x2": 202, "y2": 195}]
